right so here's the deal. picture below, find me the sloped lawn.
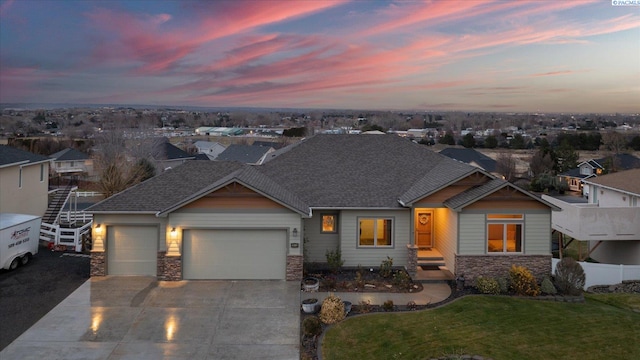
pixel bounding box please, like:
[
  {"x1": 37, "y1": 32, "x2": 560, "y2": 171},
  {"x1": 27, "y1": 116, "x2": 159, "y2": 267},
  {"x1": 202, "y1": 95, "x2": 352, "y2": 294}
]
[{"x1": 322, "y1": 294, "x2": 640, "y2": 360}]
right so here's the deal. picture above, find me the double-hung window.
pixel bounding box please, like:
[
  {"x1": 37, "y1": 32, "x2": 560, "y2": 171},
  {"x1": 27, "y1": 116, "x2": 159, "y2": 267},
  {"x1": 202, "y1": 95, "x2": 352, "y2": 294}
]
[
  {"x1": 487, "y1": 214, "x2": 523, "y2": 253},
  {"x1": 358, "y1": 218, "x2": 393, "y2": 247}
]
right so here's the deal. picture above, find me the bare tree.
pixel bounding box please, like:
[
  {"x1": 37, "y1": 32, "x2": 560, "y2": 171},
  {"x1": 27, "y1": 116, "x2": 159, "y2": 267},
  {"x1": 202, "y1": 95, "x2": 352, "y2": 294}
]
[
  {"x1": 94, "y1": 129, "x2": 156, "y2": 198},
  {"x1": 602, "y1": 131, "x2": 627, "y2": 155},
  {"x1": 496, "y1": 151, "x2": 517, "y2": 182}
]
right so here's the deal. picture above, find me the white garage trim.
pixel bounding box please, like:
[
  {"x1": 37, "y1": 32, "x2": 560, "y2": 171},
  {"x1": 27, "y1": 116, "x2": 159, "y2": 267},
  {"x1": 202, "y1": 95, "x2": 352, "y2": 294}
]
[
  {"x1": 183, "y1": 229, "x2": 287, "y2": 280},
  {"x1": 107, "y1": 226, "x2": 158, "y2": 276}
]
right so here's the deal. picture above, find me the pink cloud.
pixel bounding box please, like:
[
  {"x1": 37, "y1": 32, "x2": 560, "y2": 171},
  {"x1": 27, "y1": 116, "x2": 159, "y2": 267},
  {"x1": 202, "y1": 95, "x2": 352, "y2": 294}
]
[
  {"x1": 531, "y1": 70, "x2": 574, "y2": 77},
  {"x1": 0, "y1": 0, "x2": 14, "y2": 17},
  {"x1": 86, "y1": 1, "x2": 347, "y2": 74}
]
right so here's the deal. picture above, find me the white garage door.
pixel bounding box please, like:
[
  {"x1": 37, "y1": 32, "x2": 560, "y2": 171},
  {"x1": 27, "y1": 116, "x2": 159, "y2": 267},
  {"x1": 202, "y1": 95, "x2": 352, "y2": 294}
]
[
  {"x1": 183, "y1": 229, "x2": 286, "y2": 280},
  {"x1": 107, "y1": 226, "x2": 158, "y2": 276}
]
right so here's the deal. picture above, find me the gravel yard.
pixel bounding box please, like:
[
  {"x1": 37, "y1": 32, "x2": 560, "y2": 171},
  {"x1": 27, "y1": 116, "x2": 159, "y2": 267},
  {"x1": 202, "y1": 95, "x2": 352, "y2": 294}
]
[{"x1": 0, "y1": 244, "x2": 89, "y2": 350}]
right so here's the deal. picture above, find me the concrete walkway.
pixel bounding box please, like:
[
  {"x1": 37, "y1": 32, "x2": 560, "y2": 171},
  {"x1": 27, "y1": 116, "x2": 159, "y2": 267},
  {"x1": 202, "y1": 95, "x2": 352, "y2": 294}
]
[{"x1": 300, "y1": 282, "x2": 452, "y2": 306}]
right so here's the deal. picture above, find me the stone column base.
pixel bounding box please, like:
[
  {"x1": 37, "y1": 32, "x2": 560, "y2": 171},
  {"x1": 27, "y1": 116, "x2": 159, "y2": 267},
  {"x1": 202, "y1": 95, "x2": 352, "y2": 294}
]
[
  {"x1": 158, "y1": 251, "x2": 182, "y2": 281},
  {"x1": 286, "y1": 254, "x2": 303, "y2": 281},
  {"x1": 90, "y1": 251, "x2": 106, "y2": 277},
  {"x1": 406, "y1": 244, "x2": 418, "y2": 277}
]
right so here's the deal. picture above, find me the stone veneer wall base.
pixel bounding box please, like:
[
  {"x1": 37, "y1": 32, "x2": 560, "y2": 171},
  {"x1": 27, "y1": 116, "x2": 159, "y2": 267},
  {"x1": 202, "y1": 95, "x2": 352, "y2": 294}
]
[{"x1": 455, "y1": 254, "x2": 551, "y2": 285}]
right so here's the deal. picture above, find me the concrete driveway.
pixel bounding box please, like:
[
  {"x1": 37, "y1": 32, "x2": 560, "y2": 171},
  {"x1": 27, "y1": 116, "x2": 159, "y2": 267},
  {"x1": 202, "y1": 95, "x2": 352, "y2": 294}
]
[{"x1": 0, "y1": 277, "x2": 300, "y2": 360}]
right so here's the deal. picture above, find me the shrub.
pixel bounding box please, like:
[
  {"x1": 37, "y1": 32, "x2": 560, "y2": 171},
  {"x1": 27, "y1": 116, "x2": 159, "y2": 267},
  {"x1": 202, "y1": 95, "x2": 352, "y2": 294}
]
[
  {"x1": 358, "y1": 300, "x2": 372, "y2": 314},
  {"x1": 355, "y1": 271, "x2": 364, "y2": 289},
  {"x1": 382, "y1": 300, "x2": 394, "y2": 312},
  {"x1": 541, "y1": 277, "x2": 558, "y2": 295},
  {"x1": 325, "y1": 248, "x2": 344, "y2": 273},
  {"x1": 379, "y1": 256, "x2": 394, "y2": 278},
  {"x1": 319, "y1": 293, "x2": 345, "y2": 324},
  {"x1": 302, "y1": 316, "x2": 322, "y2": 337},
  {"x1": 496, "y1": 277, "x2": 509, "y2": 294},
  {"x1": 509, "y1": 265, "x2": 540, "y2": 296},
  {"x1": 323, "y1": 275, "x2": 337, "y2": 290},
  {"x1": 392, "y1": 270, "x2": 412, "y2": 290},
  {"x1": 554, "y1": 257, "x2": 585, "y2": 296},
  {"x1": 406, "y1": 300, "x2": 417, "y2": 310},
  {"x1": 475, "y1": 276, "x2": 501, "y2": 295}
]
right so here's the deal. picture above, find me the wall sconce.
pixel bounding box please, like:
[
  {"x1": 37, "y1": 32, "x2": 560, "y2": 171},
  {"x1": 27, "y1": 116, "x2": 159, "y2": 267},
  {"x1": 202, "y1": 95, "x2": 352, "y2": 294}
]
[
  {"x1": 292, "y1": 228, "x2": 298, "y2": 237},
  {"x1": 93, "y1": 224, "x2": 104, "y2": 252},
  {"x1": 170, "y1": 227, "x2": 177, "y2": 240}
]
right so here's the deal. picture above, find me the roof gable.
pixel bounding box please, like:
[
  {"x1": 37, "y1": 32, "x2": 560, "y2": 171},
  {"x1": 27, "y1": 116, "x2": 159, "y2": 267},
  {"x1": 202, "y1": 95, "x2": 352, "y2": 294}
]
[{"x1": 443, "y1": 179, "x2": 559, "y2": 211}]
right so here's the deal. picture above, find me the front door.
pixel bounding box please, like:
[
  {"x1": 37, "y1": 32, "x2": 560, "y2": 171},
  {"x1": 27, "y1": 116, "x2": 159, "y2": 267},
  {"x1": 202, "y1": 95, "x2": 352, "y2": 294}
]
[{"x1": 416, "y1": 210, "x2": 433, "y2": 248}]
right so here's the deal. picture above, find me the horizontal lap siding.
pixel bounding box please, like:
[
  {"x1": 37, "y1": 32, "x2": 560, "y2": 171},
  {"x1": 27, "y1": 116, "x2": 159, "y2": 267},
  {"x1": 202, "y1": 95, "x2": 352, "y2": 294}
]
[
  {"x1": 340, "y1": 210, "x2": 410, "y2": 267},
  {"x1": 304, "y1": 217, "x2": 339, "y2": 263},
  {"x1": 524, "y1": 213, "x2": 551, "y2": 254},
  {"x1": 458, "y1": 213, "x2": 486, "y2": 255}
]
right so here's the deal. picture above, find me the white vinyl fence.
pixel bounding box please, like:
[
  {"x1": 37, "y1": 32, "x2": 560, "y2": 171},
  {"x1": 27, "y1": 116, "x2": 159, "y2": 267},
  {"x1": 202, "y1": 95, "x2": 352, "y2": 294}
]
[{"x1": 552, "y1": 258, "x2": 640, "y2": 288}]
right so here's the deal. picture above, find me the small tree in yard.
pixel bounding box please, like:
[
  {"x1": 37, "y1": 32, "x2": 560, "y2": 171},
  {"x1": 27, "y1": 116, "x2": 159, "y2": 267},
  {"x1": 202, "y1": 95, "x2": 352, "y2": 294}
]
[
  {"x1": 325, "y1": 248, "x2": 344, "y2": 274},
  {"x1": 554, "y1": 257, "x2": 585, "y2": 296}
]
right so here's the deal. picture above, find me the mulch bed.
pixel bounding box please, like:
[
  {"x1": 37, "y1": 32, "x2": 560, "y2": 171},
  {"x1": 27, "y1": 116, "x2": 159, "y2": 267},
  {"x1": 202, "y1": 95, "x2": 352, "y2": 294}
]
[{"x1": 305, "y1": 267, "x2": 423, "y2": 293}]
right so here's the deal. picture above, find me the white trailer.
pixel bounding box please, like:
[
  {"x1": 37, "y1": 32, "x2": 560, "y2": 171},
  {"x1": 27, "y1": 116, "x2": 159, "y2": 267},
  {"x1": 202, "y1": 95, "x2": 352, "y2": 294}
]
[{"x1": 1, "y1": 213, "x2": 41, "y2": 271}]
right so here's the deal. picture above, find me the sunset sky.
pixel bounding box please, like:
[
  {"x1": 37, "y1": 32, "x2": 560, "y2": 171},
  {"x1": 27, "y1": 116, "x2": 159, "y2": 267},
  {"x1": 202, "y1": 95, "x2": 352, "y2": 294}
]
[{"x1": 1, "y1": 0, "x2": 639, "y2": 113}]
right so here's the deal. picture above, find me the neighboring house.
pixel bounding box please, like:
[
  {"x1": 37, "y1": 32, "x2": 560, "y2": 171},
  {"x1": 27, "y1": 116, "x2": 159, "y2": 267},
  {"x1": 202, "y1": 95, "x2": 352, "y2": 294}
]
[
  {"x1": 152, "y1": 139, "x2": 196, "y2": 171},
  {"x1": 439, "y1": 148, "x2": 497, "y2": 174},
  {"x1": 49, "y1": 148, "x2": 94, "y2": 177},
  {"x1": 558, "y1": 160, "x2": 603, "y2": 193},
  {"x1": 559, "y1": 154, "x2": 640, "y2": 194},
  {"x1": 544, "y1": 168, "x2": 640, "y2": 265},
  {"x1": 216, "y1": 144, "x2": 274, "y2": 165},
  {"x1": 193, "y1": 141, "x2": 226, "y2": 160},
  {"x1": 86, "y1": 135, "x2": 558, "y2": 282},
  {"x1": 0, "y1": 145, "x2": 50, "y2": 216}
]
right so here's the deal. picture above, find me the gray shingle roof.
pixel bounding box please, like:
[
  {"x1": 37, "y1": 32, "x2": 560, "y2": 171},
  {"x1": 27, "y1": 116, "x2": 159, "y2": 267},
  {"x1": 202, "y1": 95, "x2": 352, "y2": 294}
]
[
  {"x1": 155, "y1": 141, "x2": 194, "y2": 160},
  {"x1": 260, "y1": 134, "x2": 478, "y2": 208},
  {"x1": 87, "y1": 134, "x2": 554, "y2": 215},
  {"x1": 87, "y1": 161, "x2": 245, "y2": 213},
  {"x1": 439, "y1": 148, "x2": 497, "y2": 172},
  {"x1": 0, "y1": 145, "x2": 50, "y2": 167},
  {"x1": 49, "y1": 148, "x2": 89, "y2": 161},
  {"x1": 87, "y1": 160, "x2": 309, "y2": 216},
  {"x1": 217, "y1": 144, "x2": 272, "y2": 163},
  {"x1": 583, "y1": 168, "x2": 640, "y2": 196}
]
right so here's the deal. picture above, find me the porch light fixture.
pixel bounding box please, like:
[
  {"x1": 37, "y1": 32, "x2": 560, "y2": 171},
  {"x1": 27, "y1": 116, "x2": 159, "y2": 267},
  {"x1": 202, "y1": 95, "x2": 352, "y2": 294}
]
[
  {"x1": 95, "y1": 224, "x2": 102, "y2": 234},
  {"x1": 292, "y1": 228, "x2": 298, "y2": 237},
  {"x1": 170, "y1": 227, "x2": 177, "y2": 240}
]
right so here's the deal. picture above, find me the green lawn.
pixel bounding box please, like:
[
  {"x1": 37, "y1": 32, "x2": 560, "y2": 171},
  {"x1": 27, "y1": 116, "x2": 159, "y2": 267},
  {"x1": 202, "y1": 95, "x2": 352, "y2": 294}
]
[{"x1": 322, "y1": 294, "x2": 640, "y2": 360}]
